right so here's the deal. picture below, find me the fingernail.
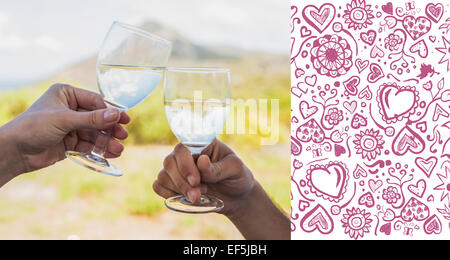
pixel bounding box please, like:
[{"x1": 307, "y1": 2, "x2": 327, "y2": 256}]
[
  {"x1": 104, "y1": 109, "x2": 119, "y2": 122},
  {"x1": 187, "y1": 189, "x2": 197, "y2": 202},
  {"x1": 187, "y1": 175, "x2": 196, "y2": 186}
]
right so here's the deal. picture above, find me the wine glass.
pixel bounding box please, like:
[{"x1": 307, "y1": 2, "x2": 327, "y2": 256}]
[
  {"x1": 163, "y1": 67, "x2": 231, "y2": 213},
  {"x1": 66, "y1": 21, "x2": 172, "y2": 177}
]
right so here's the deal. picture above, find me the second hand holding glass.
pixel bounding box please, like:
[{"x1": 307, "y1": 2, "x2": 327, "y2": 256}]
[{"x1": 163, "y1": 68, "x2": 231, "y2": 213}]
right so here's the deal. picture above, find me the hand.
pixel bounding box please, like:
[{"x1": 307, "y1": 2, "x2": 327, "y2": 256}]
[
  {"x1": 153, "y1": 139, "x2": 256, "y2": 217},
  {"x1": 0, "y1": 83, "x2": 130, "y2": 175}
]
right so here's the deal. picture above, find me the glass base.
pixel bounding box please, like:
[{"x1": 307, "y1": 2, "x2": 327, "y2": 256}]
[
  {"x1": 164, "y1": 195, "x2": 224, "y2": 214},
  {"x1": 65, "y1": 151, "x2": 123, "y2": 177}
]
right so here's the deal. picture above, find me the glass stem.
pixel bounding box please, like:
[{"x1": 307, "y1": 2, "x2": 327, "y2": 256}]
[{"x1": 91, "y1": 129, "x2": 112, "y2": 159}]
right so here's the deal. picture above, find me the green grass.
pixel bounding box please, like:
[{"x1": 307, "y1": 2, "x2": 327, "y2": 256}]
[
  {"x1": 124, "y1": 172, "x2": 166, "y2": 216},
  {"x1": 0, "y1": 199, "x2": 36, "y2": 223}
]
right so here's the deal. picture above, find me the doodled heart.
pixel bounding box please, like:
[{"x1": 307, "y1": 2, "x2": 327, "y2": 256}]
[
  {"x1": 343, "y1": 76, "x2": 360, "y2": 96},
  {"x1": 334, "y1": 144, "x2": 346, "y2": 157},
  {"x1": 409, "y1": 40, "x2": 428, "y2": 58},
  {"x1": 302, "y1": 4, "x2": 336, "y2": 33},
  {"x1": 423, "y1": 215, "x2": 442, "y2": 235},
  {"x1": 368, "y1": 179, "x2": 383, "y2": 193},
  {"x1": 307, "y1": 162, "x2": 349, "y2": 202},
  {"x1": 300, "y1": 26, "x2": 312, "y2": 37},
  {"x1": 358, "y1": 192, "x2": 375, "y2": 208},
  {"x1": 382, "y1": 2, "x2": 393, "y2": 15},
  {"x1": 377, "y1": 83, "x2": 418, "y2": 123},
  {"x1": 291, "y1": 136, "x2": 302, "y2": 156},
  {"x1": 408, "y1": 179, "x2": 426, "y2": 198},
  {"x1": 300, "y1": 101, "x2": 318, "y2": 119},
  {"x1": 298, "y1": 200, "x2": 310, "y2": 212},
  {"x1": 367, "y1": 63, "x2": 384, "y2": 83},
  {"x1": 360, "y1": 30, "x2": 377, "y2": 45},
  {"x1": 351, "y1": 113, "x2": 367, "y2": 129},
  {"x1": 296, "y1": 119, "x2": 325, "y2": 143},
  {"x1": 425, "y1": 3, "x2": 444, "y2": 23},
  {"x1": 415, "y1": 156, "x2": 437, "y2": 178},
  {"x1": 355, "y1": 58, "x2": 369, "y2": 73},
  {"x1": 353, "y1": 164, "x2": 368, "y2": 179},
  {"x1": 380, "y1": 223, "x2": 392, "y2": 235},
  {"x1": 305, "y1": 75, "x2": 317, "y2": 86},
  {"x1": 370, "y1": 45, "x2": 385, "y2": 59},
  {"x1": 402, "y1": 16, "x2": 431, "y2": 40},
  {"x1": 358, "y1": 86, "x2": 373, "y2": 100},
  {"x1": 300, "y1": 204, "x2": 334, "y2": 234},
  {"x1": 343, "y1": 101, "x2": 357, "y2": 114},
  {"x1": 392, "y1": 126, "x2": 425, "y2": 156},
  {"x1": 401, "y1": 198, "x2": 430, "y2": 222}
]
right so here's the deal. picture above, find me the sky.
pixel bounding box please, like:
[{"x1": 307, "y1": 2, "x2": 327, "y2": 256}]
[{"x1": 0, "y1": 0, "x2": 290, "y2": 89}]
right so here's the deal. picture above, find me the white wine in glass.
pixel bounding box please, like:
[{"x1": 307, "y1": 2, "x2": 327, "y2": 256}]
[
  {"x1": 164, "y1": 68, "x2": 231, "y2": 213},
  {"x1": 66, "y1": 21, "x2": 171, "y2": 177}
]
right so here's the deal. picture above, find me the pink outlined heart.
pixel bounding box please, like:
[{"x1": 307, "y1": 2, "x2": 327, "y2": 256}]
[
  {"x1": 415, "y1": 156, "x2": 437, "y2": 178},
  {"x1": 377, "y1": 83, "x2": 419, "y2": 124},
  {"x1": 401, "y1": 198, "x2": 430, "y2": 222},
  {"x1": 355, "y1": 58, "x2": 369, "y2": 73},
  {"x1": 410, "y1": 40, "x2": 428, "y2": 58},
  {"x1": 368, "y1": 179, "x2": 383, "y2": 193},
  {"x1": 343, "y1": 101, "x2": 357, "y2": 114},
  {"x1": 360, "y1": 30, "x2": 377, "y2": 46},
  {"x1": 306, "y1": 161, "x2": 349, "y2": 202},
  {"x1": 392, "y1": 126, "x2": 425, "y2": 156},
  {"x1": 300, "y1": 101, "x2": 318, "y2": 119},
  {"x1": 302, "y1": 4, "x2": 336, "y2": 33},
  {"x1": 358, "y1": 86, "x2": 373, "y2": 100},
  {"x1": 343, "y1": 76, "x2": 360, "y2": 96},
  {"x1": 300, "y1": 204, "x2": 334, "y2": 234},
  {"x1": 367, "y1": 63, "x2": 384, "y2": 83},
  {"x1": 408, "y1": 179, "x2": 426, "y2": 198},
  {"x1": 305, "y1": 75, "x2": 317, "y2": 86},
  {"x1": 353, "y1": 164, "x2": 368, "y2": 179},
  {"x1": 424, "y1": 215, "x2": 442, "y2": 235},
  {"x1": 358, "y1": 192, "x2": 375, "y2": 208},
  {"x1": 402, "y1": 16, "x2": 431, "y2": 40},
  {"x1": 425, "y1": 3, "x2": 444, "y2": 23}
]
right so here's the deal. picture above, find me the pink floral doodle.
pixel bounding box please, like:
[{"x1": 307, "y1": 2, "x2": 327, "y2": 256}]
[{"x1": 291, "y1": 0, "x2": 450, "y2": 239}]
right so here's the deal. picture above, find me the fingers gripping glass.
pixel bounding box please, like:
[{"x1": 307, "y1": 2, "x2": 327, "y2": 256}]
[
  {"x1": 163, "y1": 68, "x2": 231, "y2": 213},
  {"x1": 66, "y1": 21, "x2": 172, "y2": 176}
]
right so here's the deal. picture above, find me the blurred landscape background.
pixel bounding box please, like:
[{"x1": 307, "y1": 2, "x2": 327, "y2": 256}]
[{"x1": 0, "y1": 0, "x2": 289, "y2": 239}]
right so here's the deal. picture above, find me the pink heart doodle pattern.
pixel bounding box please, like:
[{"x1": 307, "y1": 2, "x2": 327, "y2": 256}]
[
  {"x1": 402, "y1": 16, "x2": 432, "y2": 40},
  {"x1": 291, "y1": 0, "x2": 450, "y2": 240}
]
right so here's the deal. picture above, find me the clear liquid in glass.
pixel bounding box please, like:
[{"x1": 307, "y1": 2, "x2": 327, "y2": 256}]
[
  {"x1": 97, "y1": 64, "x2": 164, "y2": 111},
  {"x1": 165, "y1": 100, "x2": 229, "y2": 154}
]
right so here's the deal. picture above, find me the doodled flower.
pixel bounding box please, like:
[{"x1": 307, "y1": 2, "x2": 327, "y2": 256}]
[
  {"x1": 384, "y1": 33, "x2": 403, "y2": 51},
  {"x1": 310, "y1": 34, "x2": 353, "y2": 78},
  {"x1": 353, "y1": 129, "x2": 385, "y2": 161},
  {"x1": 382, "y1": 186, "x2": 401, "y2": 205},
  {"x1": 324, "y1": 108, "x2": 344, "y2": 126},
  {"x1": 341, "y1": 208, "x2": 372, "y2": 240},
  {"x1": 343, "y1": 0, "x2": 374, "y2": 30}
]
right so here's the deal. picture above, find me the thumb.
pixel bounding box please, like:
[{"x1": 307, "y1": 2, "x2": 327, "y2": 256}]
[
  {"x1": 197, "y1": 154, "x2": 240, "y2": 183},
  {"x1": 61, "y1": 108, "x2": 120, "y2": 131}
]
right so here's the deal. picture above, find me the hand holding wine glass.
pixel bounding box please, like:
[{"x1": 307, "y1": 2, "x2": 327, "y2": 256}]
[
  {"x1": 66, "y1": 21, "x2": 171, "y2": 176},
  {"x1": 153, "y1": 139, "x2": 290, "y2": 240},
  {"x1": 153, "y1": 139, "x2": 255, "y2": 216},
  {"x1": 163, "y1": 67, "x2": 231, "y2": 213},
  {"x1": 0, "y1": 83, "x2": 130, "y2": 187}
]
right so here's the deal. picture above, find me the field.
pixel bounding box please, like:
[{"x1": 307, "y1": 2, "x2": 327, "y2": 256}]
[{"x1": 0, "y1": 55, "x2": 289, "y2": 239}]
